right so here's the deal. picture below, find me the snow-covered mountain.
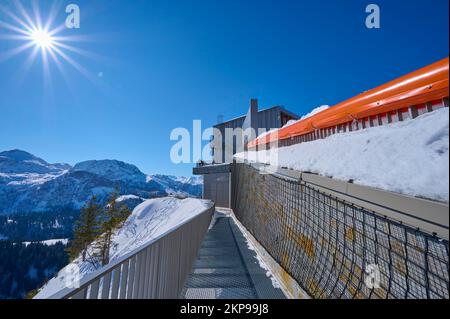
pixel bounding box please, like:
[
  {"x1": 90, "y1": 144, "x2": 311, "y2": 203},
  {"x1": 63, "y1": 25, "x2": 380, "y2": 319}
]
[
  {"x1": 148, "y1": 175, "x2": 203, "y2": 197},
  {"x1": 72, "y1": 160, "x2": 147, "y2": 184},
  {"x1": 0, "y1": 150, "x2": 71, "y2": 174},
  {"x1": 0, "y1": 150, "x2": 202, "y2": 214}
]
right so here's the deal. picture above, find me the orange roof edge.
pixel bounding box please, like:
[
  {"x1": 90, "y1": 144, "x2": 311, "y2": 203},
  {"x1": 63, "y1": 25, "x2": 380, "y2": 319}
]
[{"x1": 249, "y1": 57, "x2": 449, "y2": 147}]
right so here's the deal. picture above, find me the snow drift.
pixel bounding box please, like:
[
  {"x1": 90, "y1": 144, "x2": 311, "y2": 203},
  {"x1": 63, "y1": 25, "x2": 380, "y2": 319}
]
[{"x1": 235, "y1": 108, "x2": 449, "y2": 202}]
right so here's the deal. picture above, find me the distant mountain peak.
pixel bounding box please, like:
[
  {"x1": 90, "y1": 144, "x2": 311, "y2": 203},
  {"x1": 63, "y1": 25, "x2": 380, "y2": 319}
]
[
  {"x1": 0, "y1": 149, "x2": 46, "y2": 163},
  {"x1": 0, "y1": 149, "x2": 71, "y2": 175},
  {"x1": 72, "y1": 160, "x2": 146, "y2": 183},
  {"x1": 0, "y1": 150, "x2": 202, "y2": 214}
]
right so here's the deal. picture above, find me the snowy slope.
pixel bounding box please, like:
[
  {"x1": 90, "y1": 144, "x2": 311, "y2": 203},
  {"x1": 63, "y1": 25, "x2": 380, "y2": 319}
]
[
  {"x1": 34, "y1": 197, "x2": 213, "y2": 299},
  {"x1": 236, "y1": 108, "x2": 449, "y2": 202},
  {"x1": 115, "y1": 194, "x2": 145, "y2": 210},
  {"x1": 111, "y1": 197, "x2": 211, "y2": 259}
]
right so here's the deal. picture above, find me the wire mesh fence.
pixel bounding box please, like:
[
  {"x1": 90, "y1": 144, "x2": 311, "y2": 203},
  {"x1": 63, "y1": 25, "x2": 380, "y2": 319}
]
[{"x1": 231, "y1": 163, "x2": 449, "y2": 299}]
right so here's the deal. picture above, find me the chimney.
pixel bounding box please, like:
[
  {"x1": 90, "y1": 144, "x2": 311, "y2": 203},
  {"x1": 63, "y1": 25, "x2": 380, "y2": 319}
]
[
  {"x1": 250, "y1": 98, "x2": 258, "y2": 133},
  {"x1": 250, "y1": 98, "x2": 258, "y2": 114}
]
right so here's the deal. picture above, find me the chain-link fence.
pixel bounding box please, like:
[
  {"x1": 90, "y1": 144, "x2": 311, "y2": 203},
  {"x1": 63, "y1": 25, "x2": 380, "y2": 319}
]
[{"x1": 231, "y1": 163, "x2": 449, "y2": 299}]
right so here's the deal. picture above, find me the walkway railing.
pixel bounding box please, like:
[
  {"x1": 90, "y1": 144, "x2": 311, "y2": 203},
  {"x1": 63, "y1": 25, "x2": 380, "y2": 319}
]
[
  {"x1": 43, "y1": 204, "x2": 214, "y2": 299},
  {"x1": 231, "y1": 162, "x2": 449, "y2": 299}
]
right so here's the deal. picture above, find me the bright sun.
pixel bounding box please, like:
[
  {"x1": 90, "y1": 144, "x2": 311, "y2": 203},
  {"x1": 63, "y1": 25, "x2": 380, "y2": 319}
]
[
  {"x1": 30, "y1": 29, "x2": 54, "y2": 49},
  {"x1": 0, "y1": 1, "x2": 99, "y2": 84}
]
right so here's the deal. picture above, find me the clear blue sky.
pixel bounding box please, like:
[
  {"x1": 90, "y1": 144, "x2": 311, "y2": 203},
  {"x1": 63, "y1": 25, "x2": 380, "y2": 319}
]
[{"x1": 0, "y1": 0, "x2": 448, "y2": 176}]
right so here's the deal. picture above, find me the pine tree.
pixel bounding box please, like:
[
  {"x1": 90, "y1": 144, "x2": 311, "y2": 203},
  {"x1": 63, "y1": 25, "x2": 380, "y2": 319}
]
[
  {"x1": 93, "y1": 192, "x2": 131, "y2": 266},
  {"x1": 67, "y1": 196, "x2": 101, "y2": 262}
]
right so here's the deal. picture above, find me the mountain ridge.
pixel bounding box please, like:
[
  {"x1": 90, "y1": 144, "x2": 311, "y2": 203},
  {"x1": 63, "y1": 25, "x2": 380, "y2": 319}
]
[{"x1": 0, "y1": 150, "x2": 202, "y2": 214}]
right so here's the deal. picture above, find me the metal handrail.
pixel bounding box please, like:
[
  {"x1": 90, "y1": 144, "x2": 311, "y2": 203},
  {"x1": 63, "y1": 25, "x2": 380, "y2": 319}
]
[{"x1": 40, "y1": 204, "x2": 215, "y2": 299}]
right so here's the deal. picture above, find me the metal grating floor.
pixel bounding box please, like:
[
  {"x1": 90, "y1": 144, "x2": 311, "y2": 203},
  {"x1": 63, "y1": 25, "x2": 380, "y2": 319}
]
[{"x1": 181, "y1": 213, "x2": 286, "y2": 299}]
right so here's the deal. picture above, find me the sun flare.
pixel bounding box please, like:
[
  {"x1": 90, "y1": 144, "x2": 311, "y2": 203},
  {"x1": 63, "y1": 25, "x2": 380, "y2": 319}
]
[
  {"x1": 0, "y1": 0, "x2": 100, "y2": 85},
  {"x1": 30, "y1": 29, "x2": 54, "y2": 49}
]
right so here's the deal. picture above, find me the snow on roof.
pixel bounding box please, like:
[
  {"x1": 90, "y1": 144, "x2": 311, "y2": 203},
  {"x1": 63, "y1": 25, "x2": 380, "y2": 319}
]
[
  {"x1": 299, "y1": 104, "x2": 330, "y2": 120},
  {"x1": 279, "y1": 105, "x2": 331, "y2": 131},
  {"x1": 235, "y1": 108, "x2": 449, "y2": 202}
]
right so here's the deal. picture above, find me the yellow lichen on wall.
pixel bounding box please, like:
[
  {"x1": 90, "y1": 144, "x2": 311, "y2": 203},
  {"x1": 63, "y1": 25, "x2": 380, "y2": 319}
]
[{"x1": 345, "y1": 227, "x2": 356, "y2": 242}]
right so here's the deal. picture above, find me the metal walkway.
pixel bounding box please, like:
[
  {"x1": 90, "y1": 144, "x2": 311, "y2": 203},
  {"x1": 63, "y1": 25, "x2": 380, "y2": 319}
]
[{"x1": 181, "y1": 212, "x2": 286, "y2": 299}]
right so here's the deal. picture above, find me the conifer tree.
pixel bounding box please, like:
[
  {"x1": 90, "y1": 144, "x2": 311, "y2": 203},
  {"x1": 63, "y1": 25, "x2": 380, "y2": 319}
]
[
  {"x1": 94, "y1": 192, "x2": 131, "y2": 266},
  {"x1": 68, "y1": 196, "x2": 101, "y2": 262}
]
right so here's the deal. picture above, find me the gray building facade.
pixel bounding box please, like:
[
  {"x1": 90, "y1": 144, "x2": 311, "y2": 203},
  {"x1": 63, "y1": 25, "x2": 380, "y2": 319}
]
[
  {"x1": 211, "y1": 99, "x2": 299, "y2": 164},
  {"x1": 195, "y1": 99, "x2": 298, "y2": 208}
]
